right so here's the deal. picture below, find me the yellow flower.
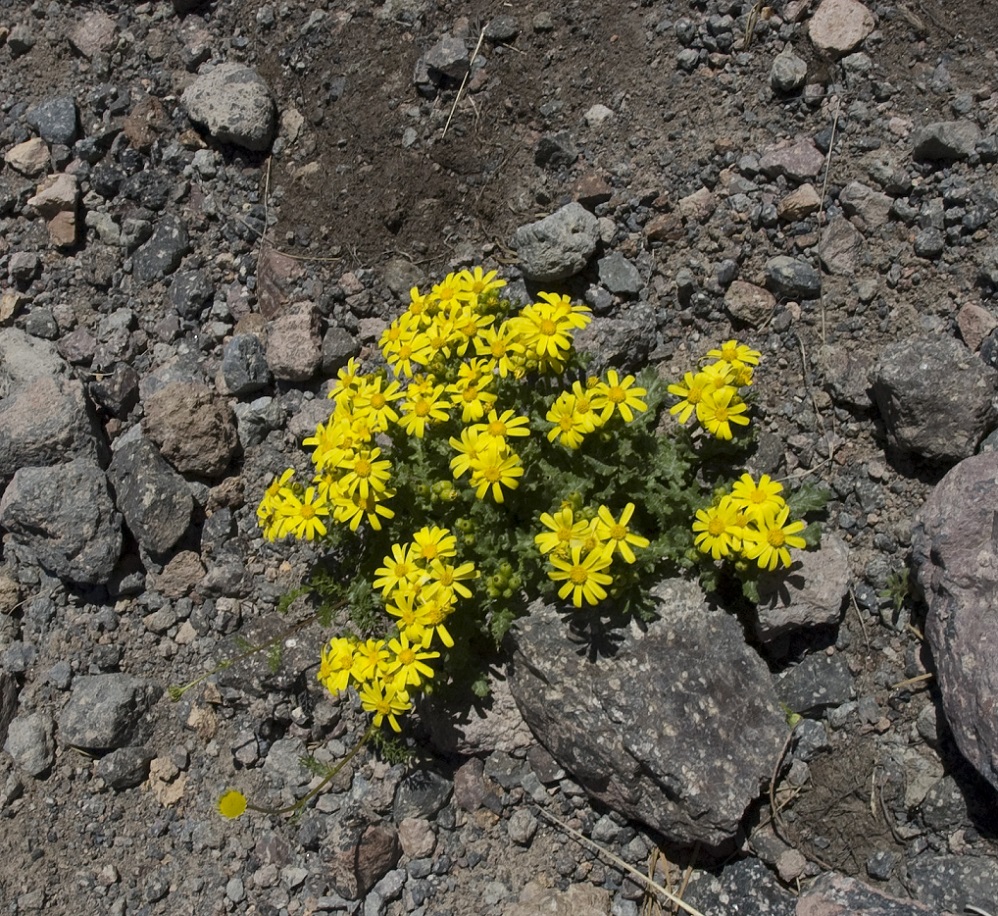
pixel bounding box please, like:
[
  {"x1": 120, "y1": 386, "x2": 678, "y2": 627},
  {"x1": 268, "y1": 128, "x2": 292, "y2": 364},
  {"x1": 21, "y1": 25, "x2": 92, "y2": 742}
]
[
  {"x1": 352, "y1": 376, "x2": 404, "y2": 431},
  {"x1": 470, "y1": 408, "x2": 531, "y2": 443},
  {"x1": 740, "y1": 505, "x2": 807, "y2": 571},
  {"x1": 397, "y1": 385, "x2": 450, "y2": 438},
  {"x1": 546, "y1": 393, "x2": 590, "y2": 449},
  {"x1": 468, "y1": 441, "x2": 524, "y2": 503},
  {"x1": 706, "y1": 339, "x2": 761, "y2": 368},
  {"x1": 547, "y1": 546, "x2": 614, "y2": 607},
  {"x1": 411, "y1": 526, "x2": 457, "y2": 562},
  {"x1": 423, "y1": 558, "x2": 478, "y2": 603},
  {"x1": 474, "y1": 323, "x2": 526, "y2": 378},
  {"x1": 668, "y1": 370, "x2": 712, "y2": 425},
  {"x1": 274, "y1": 486, "x2": 330, "y2": 541},
  {"x1": 373, "y1": 542, "x2": 421, "y2": 597},
  {"x1": 592, "y1": 370, "x2": 647, "y2": 423},
  {"x1": 334, "y1": 489, "x2": 395, "y2": 532},
  {"x1": 535, "y1": 506, "x2": 590, "y2": 556},
  {"x1": 359, "y1": 678, "x2": 411, "y2": 732},
  {"x1": 336, "y1": 447, "x2": 392, "y2": 500},
  {"x1": 692, "y1": 495, "x2": 743, "y2": 560},
  {"x1": 729, "y1": 473, "x2": 785, "y2": 522},
  {"x1": 457, "y1": 266, "x2": 506, "y2": 296},
  {"x1": 386, "y1": 633, "x2": 439, "y2": 689},
  {"x1": 449, "y1": 427, "x2": 487, "y2": 479},
  {"x1": 695, "y1": 386, "x2": 750, "y2": 439},
  {"x1": 595, "y1": 503, "x2": 649, "y2": 564},
  {"x1": 218, "y1": 790, "x2": 247, "y2": 819},
  {"x1": 351, "y1": 639, "x2": 391, "y2": 684},
  {"x1": 318, "y1": 636, "x2": 357, "y2": 694}
]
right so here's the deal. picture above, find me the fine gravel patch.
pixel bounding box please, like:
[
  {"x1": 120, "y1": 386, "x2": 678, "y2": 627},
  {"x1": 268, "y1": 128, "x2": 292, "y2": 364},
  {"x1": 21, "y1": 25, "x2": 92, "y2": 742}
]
[{"x1": 2, "y1": 1, "x2": 998, "y2": 914}]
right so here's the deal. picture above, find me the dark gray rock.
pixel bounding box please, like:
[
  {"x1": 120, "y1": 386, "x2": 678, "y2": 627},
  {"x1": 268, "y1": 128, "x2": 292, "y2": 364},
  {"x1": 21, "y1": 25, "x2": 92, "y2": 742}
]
[
  {"x1": 597, "y1": 252, "x2": 642, "y2": 296},
  {"x1": 534, "y1": 131, "x2": 578, "y2": 169},
  {"x1": 905, "y1": 854, "x2": 998, "y2": 913},
  {"x1": 423, "y1": 35, "x2": 469, "y2": 81},
  {"x1": 512, "y1": 202, "x2": 600, "y2": 282},
  {"x1": 181, "y1": 62, "x2": 277, "y2": 152},
  {"x1": 912, "y1": 120, "x2": 981, "y2": 162},
  {"x1": 573, "y1": 301, "x2": 656, "y2": 373},
  {"x1": 871, "y1": 336, "x2": 998, "y2": 463},
  {"x1": 3, "y1": 712, "x2": 54, "y2": 777},
  {"x1": 775, "y1": 652, "x2": 854, "y2": 715},
  {"x1": 26, "y1": 96, "x2": 79, "y2": 146},
  {"x1": 218, "y1": 334, "x2": 270, "y2": 396},
  {"x1": 0, "y1": 458, "x2": 122, "y2": 585},
  {"x1": 108, "y1": 437, "x2": 193, "y2": 554},
  {"x1": 89, "y1": 365, "x2": 141, "y2": 419},
  {"x1": 912, "y1": 227, "x2": 945, "y2": 259},
  {"x1": 393, "y1": 769, "x2": 452, "y2": 821},
  {"x1": 765, "y1": 255, "x2": 821, "y2": 299},
  {"x1": 817, "y1": 342, "x2": 876, "y2": 411},
  {"x1": 506, "y1": 579, "x2": 789, "y2": 847},
  {"x1": 919, "y1": 775, "x2": 970, "y2": 831},
  {"x1": 169, "y1": 268, "x2": 214, "y2": 319},
  {"x1": 484, "y1": 15, "x2": 519, "y2": 42},
  {"x1": 0, "y1": 672, "x2": 20, "y2": 748},
  {"x1": 94, "y1": 745, "x2": 155, "y2": 790},
  {"x1": 798, "y1": 872, "x2": 936, "y2": 915},
  {"x1": 912, "y1": 451, "x2": 998, "y2": 792},
  {"x1": 58, "y1": 674, "x2": 156, "y2": 753},
  {"x1": 132, "y1": 215, "x2": 189, "y2": 284},
  {"x1": 753, "y1": 534, "x2": 849, "y2": 642},
  {"x1": 684, "y1": 857, "x2": 795, "y2": 916}
]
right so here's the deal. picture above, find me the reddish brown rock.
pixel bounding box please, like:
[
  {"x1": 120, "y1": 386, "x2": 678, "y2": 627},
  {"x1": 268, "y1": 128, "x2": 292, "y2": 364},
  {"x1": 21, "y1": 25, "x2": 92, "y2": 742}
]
[{"x1": 143, "y1": 383, "x2": 239, "y2": 478}]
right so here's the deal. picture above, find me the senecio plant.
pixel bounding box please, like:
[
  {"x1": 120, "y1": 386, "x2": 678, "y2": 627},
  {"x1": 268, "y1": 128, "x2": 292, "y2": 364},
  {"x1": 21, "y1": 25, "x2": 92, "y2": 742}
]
[{"x1": 218, "y1": 267, "x2": 821, "y2": 818}]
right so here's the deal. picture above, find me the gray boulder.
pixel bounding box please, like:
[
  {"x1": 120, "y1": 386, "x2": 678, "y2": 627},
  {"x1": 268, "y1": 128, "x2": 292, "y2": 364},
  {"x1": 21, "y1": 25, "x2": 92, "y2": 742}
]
[
  {"x1": 505, "y1": 579, "x2": 789, "y2": 847},
  {"x1": 108, "y1": 436, "x2": 194, "y2": 555},
  {"x1": 181, "y1": 62, "x2": 277, "y2": 152},
  {"x1": 912, "y1": 451, "x2": 998, "y2": 792},
  {"x1": 3, "y1": 712, "x2": 55, "y2": 777},
  {"x1": 753, "y1": 534, "x2": 849, "y2": 642},
  {"x1": 511, "y1": 202, "x2": 599, "y2": 282},
  {"x1": 0, "y1": 458, "x2": 122, "y2": 585},
  {"x1": 58, "y1": 674, "x2": 157, "y2": 753},
  {"x1": 871, "y1": 336, "x2": 998, "y2": 463},
  {"x1": 912, "y1": 120, "x2": 981, "y2": 162},
  {"x1": 798, "y1": 872, "x2": 936, "y2": 915}
]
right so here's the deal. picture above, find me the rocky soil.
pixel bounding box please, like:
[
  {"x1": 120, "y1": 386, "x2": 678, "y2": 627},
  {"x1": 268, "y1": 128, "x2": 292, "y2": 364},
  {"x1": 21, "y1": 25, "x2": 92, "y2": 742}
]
[{"x1": 2, "y1": 0, "x2": 998, "y2": 914}]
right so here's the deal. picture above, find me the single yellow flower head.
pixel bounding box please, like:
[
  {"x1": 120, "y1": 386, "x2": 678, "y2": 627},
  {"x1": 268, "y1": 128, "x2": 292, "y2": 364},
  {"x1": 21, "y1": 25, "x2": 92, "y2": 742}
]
[{"x1": 218, "y1": 790, "x2": 247, "y2": 819}]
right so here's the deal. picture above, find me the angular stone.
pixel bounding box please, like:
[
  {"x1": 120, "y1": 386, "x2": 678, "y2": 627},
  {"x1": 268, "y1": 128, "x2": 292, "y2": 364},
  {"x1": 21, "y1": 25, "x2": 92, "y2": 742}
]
[
  {"x1": 957, "y1": 303, "x2": 997, "y2": 353},
  {"x1": 597, "y1": 252, "x2": 642, "y2": 295},
  {"x1": 506, "y1": 580, "x2": 789, "y2": 847},
  {"x1": 819, "y1": 217, "x2": 864, "y2": 275},
  {"x1": 765, "y1": 255, "x2": 822, "y2": 299},
  {"x1": 777, "y1": 183, "x2": 821, "y2": 221},
  {"x1": 912, "y1": 451, "x2": 998, "y2": 792},
  {"x1": 807, "y1": 0, "x2": 875, "y2": 58},
  {"x1": 3, "y1": 712, "x2": 54, "y2": 777},
  {"x1": 26, "y1": 172, "x2": 77, "y2": 219},
  {"x1": 218, "y1": 334, "x2": 270, "y2": 395},
  {"x1": 871, "y1": 336, "x2": 998, "y2": 463},
  {"x1": 775, "y1": 652, "x2": 854, "y2": 714},
  {"x1": 108, "y1": 437, "x2": 193, "y2": 554},
  {"x1": 182, "y1": 62, "x2": 277, "y2": 152},
  {"x1": 144, "y1": 382, "x2": 239, "y2": 478},
  {"x1": 512, "y1": 202, "x2": 599, "y2": 282},
  {"x1": 266, "y1": 306, "x2": 322, "y2": 382},
  {"x1": 322, "y1": 806, "x2": 401, "y2": 900},
  {"x1": 838, "y1": 180, "x2": 892, "y2": 228},
  {"x1": 133, "y1": 215, "x2": 190, "y2": 284},
  {"x1": 58, "y1": 674, "x2": 155, "y2": 753},
  {"x1": 70, "y1": 11, "x2": 117, "y2": 58},
  {"x1": 423, "y1": 35, "x2": 469, "y2": 81},
  {"x1": 0, "y1": 458, "x2": 122, "y2": 585},
  {"x1": 94, "y1": 745, "x2": 155, "y2": 790},
  {"x1": 770, "y1": 48, "x2": 807, "y2": 93},
  {"x1": 753, "y1": 534, "x2": 849, "y2": 642},
  {"x1": 905, "y1": 854, "x2": 998, "y2": 913},
  {"x1": 912, "y1": 121, "x2": 981, "y2": 162},
  {"x1": 26, "y1": 96, "x2": 79, "y2": 146},
  {"x1": 0, "y1": 375, "x2": 104, "y2": 478},
  {"x1": 4, "y1": 138, "x2": 49, "y2": 177},
  {"x1": 724, "y1": 280, "x2": 776, "y2": 327},
  {"x1": 759, "y1": 138, "x2": 825, "y2": 181}
]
